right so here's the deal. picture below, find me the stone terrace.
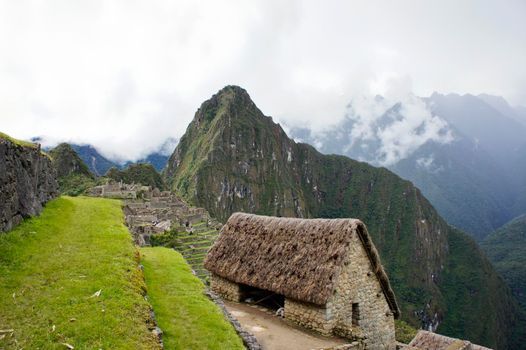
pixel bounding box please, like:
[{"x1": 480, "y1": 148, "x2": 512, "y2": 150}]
[{"x1": 90, "y1": 182, "x2": 221, "y2": 281}]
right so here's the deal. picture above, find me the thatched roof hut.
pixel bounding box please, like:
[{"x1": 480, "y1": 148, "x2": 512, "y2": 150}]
[{"x1": 204, "y1": 212, "x2": 400, "y2": 318}]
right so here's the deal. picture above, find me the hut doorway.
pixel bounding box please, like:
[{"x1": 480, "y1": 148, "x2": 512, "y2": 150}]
[{"x1": 239, "y1": 284, "x2": 284, "y2": 311}]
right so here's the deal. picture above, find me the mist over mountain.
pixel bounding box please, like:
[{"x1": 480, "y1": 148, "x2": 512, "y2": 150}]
[
  {"x1": 289, "y1": 93, "x2": 526, "y2": 240},
  {"x1": 32, "y1": 137, "x2": 177, "y2": 176}
]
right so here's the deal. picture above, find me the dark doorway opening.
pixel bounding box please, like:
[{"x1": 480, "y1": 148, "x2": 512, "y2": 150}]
[
  {"x1": 239, "y1": 284, "x2": 284, "y2": 311},
  {"x1": 352, "y1": 303, "x2": 360, "y2": 326}
]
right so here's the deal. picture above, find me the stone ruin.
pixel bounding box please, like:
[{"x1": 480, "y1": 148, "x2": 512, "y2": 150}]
[
  {"x1": 88, "y1": 181, "x2": 148, "y2": 199},
  {"x1": 89, "y1": 181, "x2": 218, "y2": 246}
]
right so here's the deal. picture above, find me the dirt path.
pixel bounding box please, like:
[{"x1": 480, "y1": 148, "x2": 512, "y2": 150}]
[{"x1": 224, "y1": 301, "x2": 347, "y2": 350}]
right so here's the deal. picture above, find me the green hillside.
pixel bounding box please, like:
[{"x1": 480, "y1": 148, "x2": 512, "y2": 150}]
[
  {"x1": 0, "y1": 197, "x2": 160, "y2": 350},
  {"x1": 481, "y1": 214, "x2": 526, "y2": 313},
  {"x1": 164, "y1": 85, "x2": 525, "y2": 349},
  {"x1": 49, "y1": 143, "x2": 96, "y2": 196},
  {"x1": 107, "y1": 163, "x2": 165, "y2": 190}
]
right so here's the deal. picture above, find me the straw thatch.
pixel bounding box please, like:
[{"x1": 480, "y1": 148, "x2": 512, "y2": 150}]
[{"x1": 204, "y1": 212, "x2": 400, "y2": 318}]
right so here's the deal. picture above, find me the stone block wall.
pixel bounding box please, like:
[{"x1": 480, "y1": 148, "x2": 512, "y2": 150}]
[
  {"x1": 0, "y1": 139, "x2": 59, "y2": 232},
  {"x1": 284, "y1": 299, "x2": 334, "y2": 336},
  {"x1": 210, "y1": 274, "x2": 242, "y2": 302},
  {"x1": 328, "y1": 229, "x2": 396, "y2": 350}
]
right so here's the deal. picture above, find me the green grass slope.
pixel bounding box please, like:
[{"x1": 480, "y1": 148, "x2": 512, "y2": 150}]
[
  {"x1": 0, "y1": 196, "x2": 160, "y2": 350},
  {"x1": 140, "y1": 247, "x2": 244, "y2": 350}
]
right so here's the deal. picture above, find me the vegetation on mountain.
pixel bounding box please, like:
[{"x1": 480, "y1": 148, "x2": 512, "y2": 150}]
[
  {"x1": 164, "y1": 85, "x2": 525, "y2": 349},
  {"x1": 0, "y1": 197, "x2": 160, "y2": 349},
  {"x1": 70, "y1": 142, "x2": 173, "y2": 175},
  {"x1": 50, "y1": 143, "x2": 96, "y2": 196},
  {"x1": 140, "y1": 247, "x2": 244, "y2": 350},
  {"x1": 106, "y1": 163, "x2": 165, "y2": 190},
  {"x1": 70, "y1": 144, "x2": 118, "y2": 176},
  {"x1": 394, "y1": 320, "x2": 418, "y2": 344},
  {"x1": 392, "y1": 138, "x2": 513, "y2": 241},
  {"x1": 481, "y1": 214, "x2": 526, "y2": 313},
  {"x1": 0, "y1": 131, "x2": 39, "y2": 149},
  {"x1": 290, "y1": 93, "x2": 526, "y2": 241}
]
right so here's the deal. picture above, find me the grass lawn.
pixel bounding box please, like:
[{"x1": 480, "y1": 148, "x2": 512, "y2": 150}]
[
  {"x1": 0, "y1": 196, "x2": 160, "y2": 350},
  {"x1": 140, "y1": 247, "x2": 245, "y2": 350}
]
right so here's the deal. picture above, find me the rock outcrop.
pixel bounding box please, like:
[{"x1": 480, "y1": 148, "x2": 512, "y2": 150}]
[{"x1": 0, "y1": 134, "x2": 59, "y2": 232}]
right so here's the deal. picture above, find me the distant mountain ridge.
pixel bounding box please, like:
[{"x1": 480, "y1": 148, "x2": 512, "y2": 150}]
[
  {"x1": 69, "y1": 140, "x2": 175, "y2": 175},
  {"x1": 164, "y1": 85, "x2": 525, "y2": 349},
  {"x1": 70, "y1": 144, "x2": 117, "y2": 176},
  {"x1": 290, "y1": 93, "x2": 526, "y2": 240}
]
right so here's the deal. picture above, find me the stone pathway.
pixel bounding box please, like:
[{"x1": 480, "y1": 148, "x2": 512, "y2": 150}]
[{"x1": 224, "y1": 301, "x2": 347, "y2": 350}]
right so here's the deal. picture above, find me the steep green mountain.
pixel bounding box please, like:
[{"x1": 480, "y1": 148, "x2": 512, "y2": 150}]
[
  {"x1": 481, "y1": 214, "x2": 526, "y2": 312},
  {"x1": 49, "y1": 143, "x2": 96, "y2": 196},
  {"x1": 164, "y1": 86, "x2": 525, "y2": 349},
  {"x1": 123, "y1": 138, "x2": 177, "y2": 172},
  {"x1": 69, "y1": 142, "x2": 172, "y2": 174},
  {"x1": 107, "y1": 163, "x2": 165, "y2": 190},
  {"x1": 391, "y1": 137, "x2": 514, "y2": 240},
  {"x1": 70, "y1": 144, "x2": 118, "y2": 176},
  {"x1": 290, "y1": 94, "x2": 526, "y2": 240}
]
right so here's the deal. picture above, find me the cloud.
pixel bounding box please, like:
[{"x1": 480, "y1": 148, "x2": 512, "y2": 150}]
[
  {"x1": 298, "y1": 76, "x2": 454, "y2": 166},
  {"x1": 0, "y1": 0, "x2": 524, "y2": 160}
]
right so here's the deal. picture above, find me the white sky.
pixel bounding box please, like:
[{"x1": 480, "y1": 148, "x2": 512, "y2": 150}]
[{"x1": 1, "y1": 0, "x2": 525, "y2": 161}]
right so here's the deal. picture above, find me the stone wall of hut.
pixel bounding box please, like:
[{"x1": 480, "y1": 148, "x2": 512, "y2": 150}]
[
  {"x1": 210, "y1": 274, "x2": 242, "y2": 302},
  {"x1": 328, "y1": 229, "x2": 396, "y2": 350},
  {"x1": 283, "y1": 299, "x2": 334, "y2": 336}
]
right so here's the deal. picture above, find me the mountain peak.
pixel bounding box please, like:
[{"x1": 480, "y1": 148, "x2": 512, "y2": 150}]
[{"x1": 192, "y1": 85, "x2": 264, "y2": 129}]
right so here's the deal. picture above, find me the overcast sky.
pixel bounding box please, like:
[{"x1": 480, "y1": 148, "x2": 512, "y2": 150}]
[{"x1": 1, "y1": 0, "x2": 525, "y2": 161}]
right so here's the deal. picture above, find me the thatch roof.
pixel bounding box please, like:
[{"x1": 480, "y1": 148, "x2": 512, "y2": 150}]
[
  {"x1": 408, "y1": 331, "x2": 493, "y2": 350},
  {"x1": 204, "y1": 213, "x2": 400, "y2": 318}
]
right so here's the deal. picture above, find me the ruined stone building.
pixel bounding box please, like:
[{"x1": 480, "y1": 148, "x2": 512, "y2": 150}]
[
  {"x1": 407, "y1": 330, "x2": 492, "y2": 350},
  {"x1": 204, "y1": 213, "x2": 400, "y2": 350},
  {"x1": 88, "y1": 181, "x2": 146, "y2": 199}
]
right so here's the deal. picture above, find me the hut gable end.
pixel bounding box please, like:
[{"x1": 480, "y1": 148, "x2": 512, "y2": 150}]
[{"x1": 204, "y1": 213, "x2": 400, "y2": 317}]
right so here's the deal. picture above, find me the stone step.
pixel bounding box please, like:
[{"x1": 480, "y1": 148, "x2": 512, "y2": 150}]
[
  {"x1": 193, "y1": 270, "x2": 209, "y2": 277},
  {"x1": 183, "y1": 253, "x2": 207, "y2": 261},
  {"x1": 179, "y1": 241, "x2": 214, "y2": 250},
  {"x1": 186, "y1": 258, "x2": 207, "y2": 266},
  {"x1": 175, "y1": 235, "x2": 216, "y2": 244},
  {"x1": 179, "y1": 248, "x2": 211, "y2": 256},
  {"x1": 176, "y1": 239, "x2": 215, "y2": 246},
  {"x1": 176, "y1": 231, "x2": 218, "y2": 240},
  {"x1": 174, "y1": 237, "x2": 214, "y2": 245},
  {"x1": 178, "y1": 245, "x2": 209, "y2": 253}
]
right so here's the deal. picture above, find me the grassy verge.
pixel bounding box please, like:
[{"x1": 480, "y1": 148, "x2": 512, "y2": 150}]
[
  {"x1": 140, "y1": 247, "x2": 244, "y2": 350},
  {"x1": 0, "y1": 196, "x2": 160, "y2": 350}
]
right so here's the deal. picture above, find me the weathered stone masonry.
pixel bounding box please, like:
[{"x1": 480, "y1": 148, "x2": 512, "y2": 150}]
[{"x1": 0, "y1": 138, "x2": 58, "y2": 232}]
